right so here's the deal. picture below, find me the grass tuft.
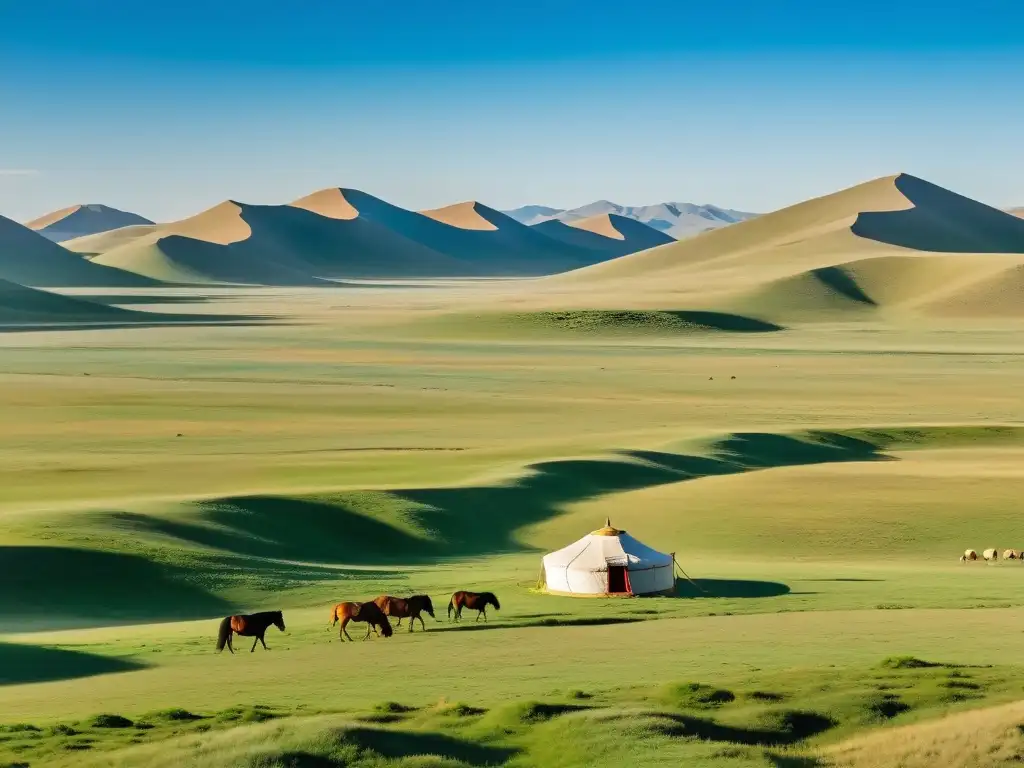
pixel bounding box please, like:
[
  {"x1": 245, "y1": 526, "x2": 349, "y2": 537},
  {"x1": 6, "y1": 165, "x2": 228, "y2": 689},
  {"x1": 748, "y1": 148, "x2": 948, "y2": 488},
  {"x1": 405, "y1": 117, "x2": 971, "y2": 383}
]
[
  {"x1": 864, "y1": 693, "x2": 912, "y2": 720},
  {"x1": 880, "y1": 656, "x2": 941, "y2": 670},
  {"x1": 664, "y1": 682, "x2": 737, "y2": 709},
  {"x1": 88, "y1": 714, "x2": 133, "y2": 729}
]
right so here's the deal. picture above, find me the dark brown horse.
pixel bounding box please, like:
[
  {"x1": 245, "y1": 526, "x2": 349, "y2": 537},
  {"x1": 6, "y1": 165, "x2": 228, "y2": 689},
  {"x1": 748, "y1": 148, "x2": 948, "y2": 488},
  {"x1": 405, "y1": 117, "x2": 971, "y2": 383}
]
[
  {"x1": 373, "y1": 595, "x2": 436, "y2": 632},
  {"x1": 216, "y1": 610, "x2": 285, "y2": 653},
  {"x1": 329, "y1": 601, "x2": 394, "y2": 642},
  {"x1": 448, "y1": 591, "x2": 500, "y2": 622}
]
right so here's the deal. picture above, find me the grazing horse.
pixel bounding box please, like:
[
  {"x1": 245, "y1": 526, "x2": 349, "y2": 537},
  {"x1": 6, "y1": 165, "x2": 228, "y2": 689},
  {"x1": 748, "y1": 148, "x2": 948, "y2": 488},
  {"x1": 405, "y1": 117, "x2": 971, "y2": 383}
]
[
  {"x1": 374, "y1": 595, "x2": 435, "y2": 632},
  {"x1": 216, "y1": 610, "x2": 285, "y2": 654},
  {"x1": 448, "y1": 591, "x2": 500, "y2": 623},
  {"x1": 329, "y1": 601, "x2": 393, "y2": 642}
]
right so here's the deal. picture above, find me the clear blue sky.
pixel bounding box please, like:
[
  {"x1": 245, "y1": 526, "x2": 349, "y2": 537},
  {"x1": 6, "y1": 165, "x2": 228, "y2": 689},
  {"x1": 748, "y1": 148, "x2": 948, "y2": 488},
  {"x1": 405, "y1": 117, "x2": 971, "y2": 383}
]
[{"x1": 2, "y1": 1, "x2": 1022, "y2": 222}]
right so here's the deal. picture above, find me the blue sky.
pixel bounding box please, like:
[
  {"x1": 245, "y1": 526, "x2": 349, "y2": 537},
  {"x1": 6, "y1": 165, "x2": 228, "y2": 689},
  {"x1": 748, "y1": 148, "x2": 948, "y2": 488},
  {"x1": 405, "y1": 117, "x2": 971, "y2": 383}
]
[{"x1": 1, "y1": 1, "x2": 1022, "y2": 222}]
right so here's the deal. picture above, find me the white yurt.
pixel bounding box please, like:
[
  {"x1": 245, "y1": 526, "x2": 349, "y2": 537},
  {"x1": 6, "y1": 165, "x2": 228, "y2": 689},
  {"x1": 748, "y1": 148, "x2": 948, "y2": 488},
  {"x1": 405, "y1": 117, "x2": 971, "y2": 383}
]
[{"x1": 540, "y1": 519, "x2": 675, "y2": 596}]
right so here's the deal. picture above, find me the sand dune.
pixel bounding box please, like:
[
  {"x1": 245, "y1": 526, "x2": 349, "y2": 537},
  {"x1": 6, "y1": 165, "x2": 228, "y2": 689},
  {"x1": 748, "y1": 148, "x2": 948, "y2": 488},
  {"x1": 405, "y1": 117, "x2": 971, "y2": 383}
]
[
  {"x1": 93, "y1": 198, "x2": 468, "y2": 285},
  {"x1": 313, "y1": 190, "x2": 603, "y2": 273},
  {"x1": 569, "y1": 213, "x2": 630, "y2": 240},
  {"x1": 554, "y1": 174, "x2": 1024, "y2": 286},
  {"x1": 532, "y1": 214, "x2": 673, "y2": 257},
  {"x1": 290, "y1": 188, "x2": 359, "y2": 220},
  {"x1": 74, "y1": 188, "x2": 647, "y2": 285},
  {"x1": 0, "y1": 213, "x2": 157, "y2": 287},
  {"x1": 731, "y1": 254, "x2": 1024, "y2": 320},
  {"x1": 532, "y1": 174, "x2": 1024, "y2": 322},
  {"x1": 923, "y1": 261, "x2": 1024, "y2": 317},
  {"x1": 26, "y1": 204, "x2": 153, "y2": 242},
  {"x1": 420, "y1": 201, "x2": 501, "y2": 231},
  {"x1": 50, "y1": 174, "x2": 1023, "y2": 298},
  {"x1": 63, "y1": 224, "x2": 161, "y2": 256},
  {"x1": 167, "y1": 201, "x2": 252, "y2": 245}
]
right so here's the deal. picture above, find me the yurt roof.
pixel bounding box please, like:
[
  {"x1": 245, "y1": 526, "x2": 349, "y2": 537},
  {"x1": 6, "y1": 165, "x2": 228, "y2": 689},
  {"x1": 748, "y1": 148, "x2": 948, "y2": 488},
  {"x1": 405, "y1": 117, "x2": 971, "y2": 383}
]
[{"x1": 542, "y1": 520, "x2": 672, "y2": 571}]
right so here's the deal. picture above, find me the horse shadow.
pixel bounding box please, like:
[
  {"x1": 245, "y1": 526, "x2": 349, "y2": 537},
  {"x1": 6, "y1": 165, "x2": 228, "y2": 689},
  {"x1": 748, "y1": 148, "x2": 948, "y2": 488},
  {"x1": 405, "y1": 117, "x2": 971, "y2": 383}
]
[{"x1": 0, "y1": 642, "x2": 146, "y2": 686}]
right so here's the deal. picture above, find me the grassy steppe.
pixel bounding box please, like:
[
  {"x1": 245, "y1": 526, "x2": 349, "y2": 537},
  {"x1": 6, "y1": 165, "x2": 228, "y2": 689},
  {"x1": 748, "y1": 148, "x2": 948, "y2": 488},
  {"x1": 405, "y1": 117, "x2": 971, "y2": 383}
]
[{"x1": 1, "y1": 285, "x2": 1023, "y2": 766}]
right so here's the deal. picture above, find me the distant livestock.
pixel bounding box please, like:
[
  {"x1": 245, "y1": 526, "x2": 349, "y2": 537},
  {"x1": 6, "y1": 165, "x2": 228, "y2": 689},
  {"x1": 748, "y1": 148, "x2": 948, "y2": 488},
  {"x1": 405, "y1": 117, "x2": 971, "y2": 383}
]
[
  {"x1": 1004, "y1": 549, "x2": 1020, "y2": 560},
  {"x1": 983, "y1": 548, "x2": 999, "y2": 562},
  {"x1": 963, "y1": 550, "x2": 978, "y2": 562}
]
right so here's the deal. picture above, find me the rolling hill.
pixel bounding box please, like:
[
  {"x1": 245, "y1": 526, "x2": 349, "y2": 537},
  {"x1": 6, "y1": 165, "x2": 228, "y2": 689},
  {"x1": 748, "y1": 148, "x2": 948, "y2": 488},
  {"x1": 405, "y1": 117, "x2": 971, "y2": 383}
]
[
  {"x1": 505, "y1": 199, "x2": 757, "y2": 237},
  {"x1": 26, "y1": 204, "x2": 153, "y2": 242},
  {"x1": 82, "y1": 188, "x2": 663, "y2": 285},
  {"x1": 0, "y1": 213, "x2": 158, "y2": 287},
  {"x1": 540, "y1": 174, "x2": 1024, "y2": 321}
]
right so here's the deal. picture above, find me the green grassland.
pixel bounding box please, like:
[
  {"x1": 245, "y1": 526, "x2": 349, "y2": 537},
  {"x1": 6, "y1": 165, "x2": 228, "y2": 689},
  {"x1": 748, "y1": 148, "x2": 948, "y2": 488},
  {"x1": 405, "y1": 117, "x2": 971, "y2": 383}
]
[{"x1": 2, "y1": 286, "x2": 1024, "y2": 766}]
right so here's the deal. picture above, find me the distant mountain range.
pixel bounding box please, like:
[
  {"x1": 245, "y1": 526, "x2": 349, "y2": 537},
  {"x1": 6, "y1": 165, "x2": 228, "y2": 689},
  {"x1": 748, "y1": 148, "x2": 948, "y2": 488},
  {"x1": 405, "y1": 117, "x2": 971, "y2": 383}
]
[{"x1": 503, "y1": 200, "x2": 758, "y2": 238}]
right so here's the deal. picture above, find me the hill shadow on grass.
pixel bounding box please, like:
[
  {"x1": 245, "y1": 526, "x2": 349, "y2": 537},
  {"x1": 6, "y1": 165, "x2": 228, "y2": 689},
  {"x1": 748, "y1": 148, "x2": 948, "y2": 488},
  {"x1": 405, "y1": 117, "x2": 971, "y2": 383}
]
[
  {"x1": 110, "y1": 497, "x2": 435, "y2": 566},
  {"x1": 109, "y1": 430, "x2": 891, "y2": 569},
  {"x1": 0, "y1": 546, "x2": 231, "y2": 628},
  {"x1": 0, "y1": 642, "x2": 146, "y2": 686}
]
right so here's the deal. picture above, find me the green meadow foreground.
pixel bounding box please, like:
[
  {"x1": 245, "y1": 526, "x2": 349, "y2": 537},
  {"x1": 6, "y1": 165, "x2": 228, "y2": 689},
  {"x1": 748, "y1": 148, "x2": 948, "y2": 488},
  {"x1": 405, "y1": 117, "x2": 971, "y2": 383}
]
[{"x1": 1, "y1": 281, "x2": 1024, "y2": 767}]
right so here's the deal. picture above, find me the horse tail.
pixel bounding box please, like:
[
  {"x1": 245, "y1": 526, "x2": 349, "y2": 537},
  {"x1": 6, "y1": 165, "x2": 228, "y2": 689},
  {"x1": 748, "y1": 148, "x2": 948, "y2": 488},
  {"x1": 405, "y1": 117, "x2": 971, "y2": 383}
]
[
  {"x1": 447, "y1": 596, "x2": 455, "y2": 619},
  {"x1": 216, "y1": 616, "x2": 231, "y2": 652},
  {"x1": 329, "y1": 605, "x2": 338, "y2": 627}
]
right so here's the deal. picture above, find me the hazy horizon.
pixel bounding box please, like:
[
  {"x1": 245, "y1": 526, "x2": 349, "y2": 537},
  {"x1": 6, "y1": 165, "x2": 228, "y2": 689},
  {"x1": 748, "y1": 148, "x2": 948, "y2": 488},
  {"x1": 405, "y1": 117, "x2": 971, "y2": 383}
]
[{"x1": 2, "y1": 1, "x2": 1022, "y2": 222}]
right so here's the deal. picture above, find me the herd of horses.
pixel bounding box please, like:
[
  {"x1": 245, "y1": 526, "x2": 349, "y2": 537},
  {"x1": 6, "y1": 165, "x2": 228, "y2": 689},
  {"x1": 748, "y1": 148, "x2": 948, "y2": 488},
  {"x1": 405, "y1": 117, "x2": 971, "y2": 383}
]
[
  {"x1": 960, "y1": 548, "x2": 1023, "y2": 563},
  {"x1": 215, "y1": 590, "x2": 500, "y2": 653}
]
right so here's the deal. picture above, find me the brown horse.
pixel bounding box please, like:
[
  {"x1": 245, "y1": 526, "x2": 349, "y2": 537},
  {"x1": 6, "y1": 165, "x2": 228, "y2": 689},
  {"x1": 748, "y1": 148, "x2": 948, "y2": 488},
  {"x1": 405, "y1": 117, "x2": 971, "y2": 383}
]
[
  {"x1": 216, "y1": 610, "x2": 285, "y2": 654},
  {"x1": 448, "y1": 591, "x2": 500, "y2": 622},
  {"x1": 373, "y1": 595, "x2": 436, "y2": 632},
  {"x1": 329, "y1": 601, "x2": 394, "y2": 642}
]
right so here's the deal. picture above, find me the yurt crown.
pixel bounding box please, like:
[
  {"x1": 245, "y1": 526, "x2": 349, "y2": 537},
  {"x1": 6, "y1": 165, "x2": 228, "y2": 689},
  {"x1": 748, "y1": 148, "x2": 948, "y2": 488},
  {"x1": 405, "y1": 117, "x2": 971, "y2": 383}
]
[{"x1": 592, "y1": 517, "x2": 624, "y2": 536}]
